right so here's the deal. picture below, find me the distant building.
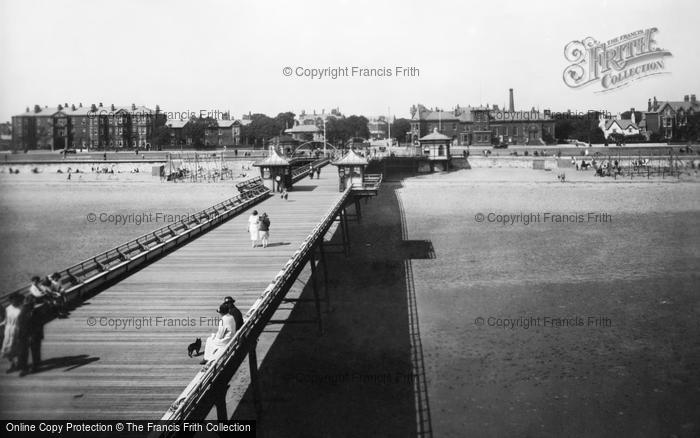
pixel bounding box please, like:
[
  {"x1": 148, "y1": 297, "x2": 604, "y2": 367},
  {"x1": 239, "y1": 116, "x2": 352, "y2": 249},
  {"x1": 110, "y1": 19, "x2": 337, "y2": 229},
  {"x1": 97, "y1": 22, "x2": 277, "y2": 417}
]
[
  {"x1": 409, "y1": 89, "x2": 555, "y2": 146},
  {"x1": 205, "y1": 119, "x2": 241, "y2": 148},
  {"x1": 11, "y1": 103, "x2": 165, "y2": 151},
  {"x1": 644, "y1": 94, "x2": 699, "y2": 139},
  {"x1": 285, "y1": 124, "x2": 322, "y2": 142},
  {"x1": 165, "y1": 119, "x2": 190, "y2": 147},
  {"x1": 598, "y1": 110, "x2": 641, "y2": 139},
  {"x1": 0, "y1": 122, "x2": 11, "y2": 149},
  {"x1": 367, "y1": 116, "x2": 389, "y2": 140},
  {"x1": 285, "y1": 108, "x2": 342, "y2": 142},
  {"x1": 296, "y1": 108, "x2": 342, "y2": 128}
]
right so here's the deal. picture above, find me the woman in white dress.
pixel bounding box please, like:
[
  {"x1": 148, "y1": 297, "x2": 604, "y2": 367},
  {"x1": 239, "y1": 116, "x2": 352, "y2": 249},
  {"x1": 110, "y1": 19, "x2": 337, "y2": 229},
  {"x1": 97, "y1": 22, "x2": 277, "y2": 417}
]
[
  {"x1": 201, "y1": 303, "x2": 237, "y2": 364},
  {"x1": 1, "y1": 294, "x2": 29, "y2": 372},
  {"x1": 248, "y1": 210, "x2": 260, "y2": 248}
]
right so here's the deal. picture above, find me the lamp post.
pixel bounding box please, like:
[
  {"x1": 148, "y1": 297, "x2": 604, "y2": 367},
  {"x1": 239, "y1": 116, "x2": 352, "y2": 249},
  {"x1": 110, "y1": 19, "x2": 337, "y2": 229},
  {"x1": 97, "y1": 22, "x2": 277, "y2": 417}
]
[{"x1": 323, "y1": 118, "x2": 327, "y2": 157}]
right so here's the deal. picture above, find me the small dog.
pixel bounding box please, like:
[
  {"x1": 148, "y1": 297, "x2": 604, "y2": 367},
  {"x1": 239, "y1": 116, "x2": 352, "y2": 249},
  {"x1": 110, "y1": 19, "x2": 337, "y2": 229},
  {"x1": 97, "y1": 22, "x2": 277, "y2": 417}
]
[{"x1": 187, "y1": 338, "x2": 202, "y2": 357}]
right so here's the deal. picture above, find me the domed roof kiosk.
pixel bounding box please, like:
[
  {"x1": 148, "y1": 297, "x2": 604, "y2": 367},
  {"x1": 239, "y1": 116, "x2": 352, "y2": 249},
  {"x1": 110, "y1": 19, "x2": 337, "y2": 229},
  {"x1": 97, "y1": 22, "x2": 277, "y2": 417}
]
[
  {"x1": 330, "y1": 149, "x2": 369, "y2": 192},
  {"x1": 253, "y1": 146, "x2": 293, "y2": 193},
  {"x1": 419, "y1": 127, "x2": 452, "y2": 172}
]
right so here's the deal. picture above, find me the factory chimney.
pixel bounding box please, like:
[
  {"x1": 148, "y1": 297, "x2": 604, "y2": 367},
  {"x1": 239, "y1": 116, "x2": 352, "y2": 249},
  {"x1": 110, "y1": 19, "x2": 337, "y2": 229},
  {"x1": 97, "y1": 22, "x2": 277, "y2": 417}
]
[{"x1": 509, "y1": 88, "x2": 514, "y2": 112}]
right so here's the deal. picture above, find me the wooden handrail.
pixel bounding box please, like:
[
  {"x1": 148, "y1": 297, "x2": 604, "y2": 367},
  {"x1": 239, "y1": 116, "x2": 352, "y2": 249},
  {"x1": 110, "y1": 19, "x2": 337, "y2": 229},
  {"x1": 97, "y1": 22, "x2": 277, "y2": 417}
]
[
  {"x1": 159, "y1": 186, "x2": 351, "y2": 427},
  {"x1": 0, "y1": 178, "x2": 270, "y2": 308}
]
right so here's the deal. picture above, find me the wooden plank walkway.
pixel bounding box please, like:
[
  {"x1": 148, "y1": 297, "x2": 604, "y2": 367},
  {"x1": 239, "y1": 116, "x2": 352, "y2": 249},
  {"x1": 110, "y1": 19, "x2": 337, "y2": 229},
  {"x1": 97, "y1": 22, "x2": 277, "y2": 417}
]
[{"x1": 0, "y1": 172, "x2": 344, "y2": 420}]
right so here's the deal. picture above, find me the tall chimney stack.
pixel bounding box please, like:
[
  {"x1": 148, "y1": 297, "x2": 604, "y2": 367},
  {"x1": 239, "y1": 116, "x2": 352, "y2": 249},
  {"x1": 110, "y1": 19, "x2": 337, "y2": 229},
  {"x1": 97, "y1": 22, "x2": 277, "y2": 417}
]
[{"x1": 509, "y1": 88, "x2": 514, "y2": 112}]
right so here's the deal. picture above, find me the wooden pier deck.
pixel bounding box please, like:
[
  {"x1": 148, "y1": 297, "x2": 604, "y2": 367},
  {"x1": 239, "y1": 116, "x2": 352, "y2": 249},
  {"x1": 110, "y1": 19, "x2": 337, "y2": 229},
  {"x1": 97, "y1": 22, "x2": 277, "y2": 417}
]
[{"x1": 0, "y1": 172, "x2": 345, "y2": 420}]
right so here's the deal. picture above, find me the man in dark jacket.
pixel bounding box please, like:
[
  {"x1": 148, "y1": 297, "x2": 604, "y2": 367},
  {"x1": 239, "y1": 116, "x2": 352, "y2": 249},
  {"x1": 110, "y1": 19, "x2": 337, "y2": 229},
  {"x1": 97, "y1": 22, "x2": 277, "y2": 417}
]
[{"x1": 223, "y1": 296, "x2": 244, "y2": 332}]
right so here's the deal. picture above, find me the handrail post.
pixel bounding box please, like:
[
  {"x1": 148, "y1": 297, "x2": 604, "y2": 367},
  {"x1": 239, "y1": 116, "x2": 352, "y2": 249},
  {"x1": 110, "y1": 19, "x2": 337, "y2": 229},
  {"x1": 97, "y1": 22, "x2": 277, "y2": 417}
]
[
  {"x1": 318, "y1": 241, "x2": 330, "y2": 312},
  {"x1": 214, "y1": 384, "x2": 230, "y2": 421},
  {"x1": 249, "y1": 340, "x2": 263, "y2": 420},
  {"x1": 310, "y1": 251, "x2": 323, "y2": 335}
]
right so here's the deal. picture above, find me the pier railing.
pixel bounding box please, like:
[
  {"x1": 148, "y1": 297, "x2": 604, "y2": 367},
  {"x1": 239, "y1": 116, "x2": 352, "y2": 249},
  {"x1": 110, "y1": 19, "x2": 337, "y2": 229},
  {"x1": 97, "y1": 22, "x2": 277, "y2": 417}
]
[
  {"x1": 0, "y1": 178, "x2": 271, "y2": 309},
  {"x1": 159, "y1": 186, "x2": 352, "y2": 427},
  {"x1": 291, "y1": 158, "x2": 330, "y2": 182}
]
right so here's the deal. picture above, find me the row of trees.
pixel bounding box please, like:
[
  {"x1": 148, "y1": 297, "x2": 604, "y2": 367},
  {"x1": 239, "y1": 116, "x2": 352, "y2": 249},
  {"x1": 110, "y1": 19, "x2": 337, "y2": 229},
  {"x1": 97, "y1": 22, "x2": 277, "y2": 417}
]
[{"x1": 154, "y1": 112, "x2": 382, "y2": 149}]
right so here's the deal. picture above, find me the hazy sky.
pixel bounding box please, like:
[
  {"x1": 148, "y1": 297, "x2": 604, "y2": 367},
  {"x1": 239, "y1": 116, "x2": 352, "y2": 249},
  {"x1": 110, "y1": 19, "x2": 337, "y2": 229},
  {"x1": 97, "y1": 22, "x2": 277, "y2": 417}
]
[{"x1": 1, "y1": 0, "x2": 698, "y2": 122}]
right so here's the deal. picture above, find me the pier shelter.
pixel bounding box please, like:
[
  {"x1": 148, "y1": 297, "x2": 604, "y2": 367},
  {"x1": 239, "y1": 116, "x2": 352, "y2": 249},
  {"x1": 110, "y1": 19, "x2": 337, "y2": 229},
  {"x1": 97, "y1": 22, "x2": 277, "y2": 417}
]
[
  {"x1": 331, "y1": 149, "x2": 369, "y2": 191},
  {"x1": 254, "y1": 146, "x2": 292, "y2": 192}
]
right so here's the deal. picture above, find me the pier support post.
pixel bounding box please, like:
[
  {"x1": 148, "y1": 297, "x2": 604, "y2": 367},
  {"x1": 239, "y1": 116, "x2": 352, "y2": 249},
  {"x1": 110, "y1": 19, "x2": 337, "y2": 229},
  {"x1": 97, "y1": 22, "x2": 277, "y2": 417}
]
[
  {"x1": 249, "y1": 341, "x2": 263, "y2": 420},
  {"x1": 318, "y1": 242, "x2": 330, "y2": 311},
  {"x1": 309, "y1": 252, "x2": 324, "y2": 334},
  {"x1": 342, "y1": 208, "x2": 351, "y2": 251},
  {"x1": 214, "y1": 385, "x2": 230, "y2": 421},
  {"x1": 339, "y1": 210, "x2": 349, "y2": 258},
  {"x1": 354, "y1": 198, "x2": 362, "y2": 221}
]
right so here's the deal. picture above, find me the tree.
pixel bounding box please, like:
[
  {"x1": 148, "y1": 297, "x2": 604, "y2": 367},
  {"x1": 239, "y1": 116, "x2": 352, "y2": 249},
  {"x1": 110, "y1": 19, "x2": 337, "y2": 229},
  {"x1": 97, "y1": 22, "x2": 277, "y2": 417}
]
[
  {"x1": 151, "y1": 125, "x2": 171, "y2": 149},
  {"x1": 274, "y1": 112, "x2": 296, "y2": 133},
  {"x1": 183, "y1": 118, "x2": 207, "y2": 147},
  {"x1": 391, "y1": 118, "x2": 411, "y2": 143}
]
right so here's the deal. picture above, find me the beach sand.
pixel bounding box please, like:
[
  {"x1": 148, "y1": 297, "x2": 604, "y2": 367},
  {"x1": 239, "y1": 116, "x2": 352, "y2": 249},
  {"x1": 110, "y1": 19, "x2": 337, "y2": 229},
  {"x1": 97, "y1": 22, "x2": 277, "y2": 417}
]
[
  {"x1": 231, "y1": 168, "x2": 700, "y2": 437},
  {"x1": 0, "y1": 166, "x2": 255, "y2": 292},
  {"x1": 1, "y1": 168, "x2": 698, "y2": 437}
]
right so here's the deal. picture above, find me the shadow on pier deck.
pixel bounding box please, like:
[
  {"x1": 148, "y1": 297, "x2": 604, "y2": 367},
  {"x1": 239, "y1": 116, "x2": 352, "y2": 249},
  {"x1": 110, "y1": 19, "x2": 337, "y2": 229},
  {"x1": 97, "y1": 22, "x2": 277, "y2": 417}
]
[{"x1": 231, "y1": 182, "x2": 435, "y2": 438}]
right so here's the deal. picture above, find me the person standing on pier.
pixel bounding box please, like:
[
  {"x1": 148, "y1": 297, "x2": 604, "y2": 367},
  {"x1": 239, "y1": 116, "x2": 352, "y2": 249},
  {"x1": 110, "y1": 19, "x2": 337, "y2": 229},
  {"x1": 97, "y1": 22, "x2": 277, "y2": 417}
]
[
  {"x1": 258, "y1": 213, "x2": 270, "y2": 248},
  {"x1": 316, "y1": 166, "x2": 321, "y2": 178},
  {"x1": 309, "y1": 164, "x2": 314, "y2": 179},
  {"x1": 1, "y1": 294, "x2": 29, "y2": 374},
  {"x1": 248, "y1": 210, "x2": 260, "y2": 248}
]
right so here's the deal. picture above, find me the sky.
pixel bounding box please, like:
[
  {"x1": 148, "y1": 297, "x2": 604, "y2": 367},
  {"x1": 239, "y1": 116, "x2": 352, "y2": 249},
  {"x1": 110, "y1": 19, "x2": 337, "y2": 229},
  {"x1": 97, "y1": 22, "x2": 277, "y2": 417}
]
[{"x1": 1, "y1": 0, "x2": 698, "y2": 122}]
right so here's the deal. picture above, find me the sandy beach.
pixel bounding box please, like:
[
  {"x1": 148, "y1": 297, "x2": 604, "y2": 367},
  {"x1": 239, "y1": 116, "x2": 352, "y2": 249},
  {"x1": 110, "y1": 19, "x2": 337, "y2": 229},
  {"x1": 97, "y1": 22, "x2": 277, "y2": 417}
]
[
  {"x1": 230, "y1": 168, "x2": 700, "y2": 437},
  {"x1": 0, "y1": 162, "x2": 256, "y2": 292},
  {"x1": 1, "y1": 167, "x2": 698, "y2": 437}
]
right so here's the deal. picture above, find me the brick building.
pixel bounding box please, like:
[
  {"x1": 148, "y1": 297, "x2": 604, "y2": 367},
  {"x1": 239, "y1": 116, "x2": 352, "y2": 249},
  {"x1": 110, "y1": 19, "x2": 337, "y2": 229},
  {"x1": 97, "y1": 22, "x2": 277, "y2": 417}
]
[
  {"x1": 409, "y1": 89, "x2": 555, "y2": 146},
  {"x1": 11, "y1": 103, "x2": 165, "y2": 151},
  {"x1": 205, "y1": 119, "x2": 241, "y2": 148},
  {"x1": 644, "y1": 94, "x2": 699, "y2": 140}
]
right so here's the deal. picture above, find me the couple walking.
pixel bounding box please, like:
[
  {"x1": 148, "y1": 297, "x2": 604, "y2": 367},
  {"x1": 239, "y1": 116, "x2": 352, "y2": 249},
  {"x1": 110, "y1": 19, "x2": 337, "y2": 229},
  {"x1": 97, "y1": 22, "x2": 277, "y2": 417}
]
[
  {"x1": 247, "y1": 210, "x2": 271, "y2": 248},
  {"x1": 2, "y1": 294, "x2": 44, "y2": 377}
]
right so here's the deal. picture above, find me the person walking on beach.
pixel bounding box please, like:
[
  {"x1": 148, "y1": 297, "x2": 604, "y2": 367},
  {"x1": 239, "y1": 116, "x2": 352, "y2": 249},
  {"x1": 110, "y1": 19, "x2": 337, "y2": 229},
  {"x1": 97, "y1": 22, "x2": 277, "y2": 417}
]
[
  {"x1": 248, "y1": 210, "x2": 260, "y2": 248},
  {"x1": 258, "y1": 213, "x2": 270, "y2": 248},
  {"x1": 1, "y1": 294, "x2": 29, "y2": 374},
  {"x1": 223, "y1": 296, "x2": 244, "y2": 332}
]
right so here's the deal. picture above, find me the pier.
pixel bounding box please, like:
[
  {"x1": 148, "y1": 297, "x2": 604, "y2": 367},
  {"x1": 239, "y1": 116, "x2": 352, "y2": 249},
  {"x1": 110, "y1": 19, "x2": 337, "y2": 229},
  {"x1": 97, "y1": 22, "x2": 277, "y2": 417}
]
[{"x1": 0, "y1": 162, "x2": 381, "y2": 423}]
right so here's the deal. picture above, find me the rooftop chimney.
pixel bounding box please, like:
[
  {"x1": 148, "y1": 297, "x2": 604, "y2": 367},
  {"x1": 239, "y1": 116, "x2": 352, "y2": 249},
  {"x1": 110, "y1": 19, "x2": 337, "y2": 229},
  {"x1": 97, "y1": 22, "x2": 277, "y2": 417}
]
[
  {"x1": 684, "y1": 95, "x2": 690, "y2": 102},
  {"x1": 630, "y1": 108, "x2": 636, "y2": 124},
  {"x1": 648, "y1": 98, "x2": 652, "y2": 112},
  {"x1": 692, "y1": 94, "x2": 697, "y2": 103},
  {"x1": 509, "y1": 88, "x2": 514, "y2": 112}
]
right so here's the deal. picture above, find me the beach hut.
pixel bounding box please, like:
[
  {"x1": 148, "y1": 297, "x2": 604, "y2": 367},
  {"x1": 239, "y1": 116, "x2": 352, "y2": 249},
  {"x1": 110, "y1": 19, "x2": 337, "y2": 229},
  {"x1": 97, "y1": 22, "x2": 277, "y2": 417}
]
[
  {"x1": 253, "y1": 146, "x2": 292, "y2": 193},
  {"x1": 331, "y1": 149, "x2": 369, "y2": 191}
]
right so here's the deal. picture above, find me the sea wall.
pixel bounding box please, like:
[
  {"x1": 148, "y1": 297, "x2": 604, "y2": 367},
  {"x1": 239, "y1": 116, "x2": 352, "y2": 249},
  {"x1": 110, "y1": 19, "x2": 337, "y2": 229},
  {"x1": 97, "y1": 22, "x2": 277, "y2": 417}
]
[{"x1": 451, "y1": 156, "x2": 558, "y2": 170}]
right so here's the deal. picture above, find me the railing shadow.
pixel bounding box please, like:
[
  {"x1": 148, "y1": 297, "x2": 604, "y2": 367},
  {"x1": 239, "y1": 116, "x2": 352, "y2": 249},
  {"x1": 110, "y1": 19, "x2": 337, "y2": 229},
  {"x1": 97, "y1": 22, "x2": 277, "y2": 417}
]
[{"x1": 231, "y1": 182, "x2": 434, "y2": 437}]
